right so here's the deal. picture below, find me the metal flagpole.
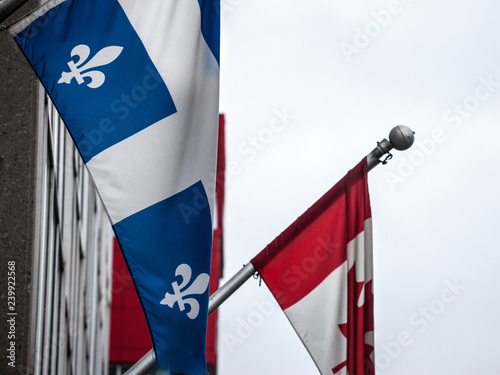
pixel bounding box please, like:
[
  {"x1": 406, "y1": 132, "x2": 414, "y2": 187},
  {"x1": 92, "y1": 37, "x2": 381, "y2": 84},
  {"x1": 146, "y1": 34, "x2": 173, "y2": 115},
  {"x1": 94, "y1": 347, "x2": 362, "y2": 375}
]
[{"x1": 124, "y1": 125, "x2": 415, "y2": 375}]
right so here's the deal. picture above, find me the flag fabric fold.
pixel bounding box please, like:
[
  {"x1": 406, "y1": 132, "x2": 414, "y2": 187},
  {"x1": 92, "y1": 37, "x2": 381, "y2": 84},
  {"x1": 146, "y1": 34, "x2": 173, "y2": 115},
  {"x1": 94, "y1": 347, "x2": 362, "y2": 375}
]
[
  {"x1": 10, "y1": 0, "x2": 220, "y2": 373},
  {"x1": 251, "y1": 159, "x2": 375, "y2": 375}
]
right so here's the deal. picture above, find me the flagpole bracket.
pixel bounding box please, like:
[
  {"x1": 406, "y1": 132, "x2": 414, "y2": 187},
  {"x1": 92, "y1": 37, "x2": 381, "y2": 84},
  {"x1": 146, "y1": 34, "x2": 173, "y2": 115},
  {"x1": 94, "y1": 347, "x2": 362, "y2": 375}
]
[
  {"x1": 379, "y1": 147, "x2": 393, "y2": 165},
  {"x1": 125, "y1": 125, "x2": 415, "y2": 375},
  {"x1": 367, "y1": 138, "x2": 392, "y2": 170},
  {"x1": 367, "y1": 125, "x2": 414, "y2": 170},
  {"x1": 253, "y1": 271, "x2": 262, "y2": 286}
]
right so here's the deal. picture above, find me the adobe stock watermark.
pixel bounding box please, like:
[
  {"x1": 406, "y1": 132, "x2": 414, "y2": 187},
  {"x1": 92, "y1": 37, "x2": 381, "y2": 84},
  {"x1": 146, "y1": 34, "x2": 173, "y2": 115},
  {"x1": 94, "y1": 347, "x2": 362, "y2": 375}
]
[
  {"x1": 222, "y1": 299, "x2": 276, "y2": 353},
  {"x1": 375, "y1": 277, "x2": 466, "y2": 373},
  {"x1": 112, "y1": 264, "x2": 134, "y2": 294},
  {"x1": 13, "y1": 296, "x2": 109, "y2": 374},
  {"x1": 77, "y1": 65, "x2": 164, "y2": 159},
  {"x1": 383, "y1": 128, "x2": 447, "y2": 191},
  {"x1": 178, "y1": 186, "x2": 210, "y2": 225},
  {"x1": 174, "y1": 106, "x2": 295, "y2": 225},
  {"x1": 384, "y1": 73, "x2": 500, "y2": 191},
  {"x1": 236, "y1": 106, "x2": 296, "y2": 164},
  {"x1": 279, "y1": 236, "x2": 339, "y2": 289},
  {"x1": 270, "y1": 234, "x2": 341, "y2": 307},
  {"x1": 11, "y1": 3, "x2": 63, "y2": 41},
  {"x1": 340, "y1": 0, "x2": 403, "y2": 63},
  {"x1": 176, "y1": 106, "x2": 296, "y2": 224},
  {"x1": 442, "y1": 74, "x2": 500, "y2": 129}
]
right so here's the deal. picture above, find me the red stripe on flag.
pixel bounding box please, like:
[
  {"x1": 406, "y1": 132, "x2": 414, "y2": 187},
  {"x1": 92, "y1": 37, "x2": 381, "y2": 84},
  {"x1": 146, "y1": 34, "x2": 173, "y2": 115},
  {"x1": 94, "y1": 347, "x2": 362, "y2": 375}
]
[{"x1": 251, "y1": 158, "x2": 371, "y2": 310}]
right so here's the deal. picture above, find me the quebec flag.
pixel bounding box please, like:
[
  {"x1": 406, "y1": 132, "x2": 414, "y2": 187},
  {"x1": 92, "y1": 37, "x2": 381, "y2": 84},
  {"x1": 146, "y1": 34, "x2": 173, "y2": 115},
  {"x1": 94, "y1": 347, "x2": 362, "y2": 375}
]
[{"x1": 10, "y1": 0, "x2": 220, "y2": 374}]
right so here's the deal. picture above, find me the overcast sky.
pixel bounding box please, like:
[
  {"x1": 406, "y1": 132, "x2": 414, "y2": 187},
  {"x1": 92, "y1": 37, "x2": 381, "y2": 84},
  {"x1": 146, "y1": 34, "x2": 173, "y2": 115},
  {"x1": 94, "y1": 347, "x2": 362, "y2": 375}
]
[{"x1": 216, "y1": 1, "x2": 500, "y2": 374}]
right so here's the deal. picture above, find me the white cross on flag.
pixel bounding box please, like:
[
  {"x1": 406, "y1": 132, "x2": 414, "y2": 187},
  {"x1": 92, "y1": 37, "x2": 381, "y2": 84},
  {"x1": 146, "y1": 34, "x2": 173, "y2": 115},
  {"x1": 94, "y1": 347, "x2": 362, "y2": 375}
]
[
  {"x1": 10, "y1": 1, "x2": 220, "y2": 373},
  {"x1": 251, "y1": 159, "x2": 375, "y2": 375}
]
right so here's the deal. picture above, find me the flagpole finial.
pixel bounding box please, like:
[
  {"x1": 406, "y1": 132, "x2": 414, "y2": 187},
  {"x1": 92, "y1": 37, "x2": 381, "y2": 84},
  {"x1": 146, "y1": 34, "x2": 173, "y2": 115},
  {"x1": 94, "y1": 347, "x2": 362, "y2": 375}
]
[
  {"x1": 389, "y1": 125, "x2": 414, "y2": 150},
  {"x1": 366, "y1": 125, "x2": 414, "y2": 171}
]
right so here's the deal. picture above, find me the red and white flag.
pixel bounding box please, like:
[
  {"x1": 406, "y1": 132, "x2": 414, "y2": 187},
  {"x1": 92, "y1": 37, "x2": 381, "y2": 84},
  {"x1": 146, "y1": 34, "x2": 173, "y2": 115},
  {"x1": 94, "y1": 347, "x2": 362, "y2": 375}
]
[{"x1": 251, "y1": 159, "x2": 375, "y2": 375}]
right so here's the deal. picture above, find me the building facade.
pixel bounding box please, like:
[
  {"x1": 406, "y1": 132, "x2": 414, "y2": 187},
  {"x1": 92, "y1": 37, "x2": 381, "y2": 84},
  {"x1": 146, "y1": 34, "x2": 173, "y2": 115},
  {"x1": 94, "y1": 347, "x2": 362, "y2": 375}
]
[{"x1": 0, "y1": 1, "x2": 114, "y2": 374}]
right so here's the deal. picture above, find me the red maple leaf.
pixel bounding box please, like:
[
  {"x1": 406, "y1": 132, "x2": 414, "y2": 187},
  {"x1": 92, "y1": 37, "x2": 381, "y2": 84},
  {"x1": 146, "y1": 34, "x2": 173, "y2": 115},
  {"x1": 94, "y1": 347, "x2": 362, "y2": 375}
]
[{"x1": 332, "y1": 263, "x2": 375, "y2": 375}]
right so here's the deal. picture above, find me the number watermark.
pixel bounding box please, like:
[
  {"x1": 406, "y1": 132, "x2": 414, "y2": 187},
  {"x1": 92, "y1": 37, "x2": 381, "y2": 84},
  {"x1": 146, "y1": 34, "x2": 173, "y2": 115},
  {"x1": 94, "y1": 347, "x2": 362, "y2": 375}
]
[{"x1": 6, "y1": 261, "x2": 16, "y2": 368}]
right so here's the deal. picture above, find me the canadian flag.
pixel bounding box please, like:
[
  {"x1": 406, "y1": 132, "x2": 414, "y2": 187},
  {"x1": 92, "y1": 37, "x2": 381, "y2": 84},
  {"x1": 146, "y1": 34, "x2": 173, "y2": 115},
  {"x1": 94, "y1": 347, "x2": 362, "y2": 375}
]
[{"x1": 251, "y1": 159, "x2": 375, "y2": 375}]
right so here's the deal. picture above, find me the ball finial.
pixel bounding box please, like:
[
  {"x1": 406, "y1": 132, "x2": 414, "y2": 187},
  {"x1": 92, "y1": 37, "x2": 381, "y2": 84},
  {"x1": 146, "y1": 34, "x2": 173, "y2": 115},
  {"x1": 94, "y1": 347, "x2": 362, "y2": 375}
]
[{"x1": 389, "y1": 125, "x2": 414, "y2": 151}]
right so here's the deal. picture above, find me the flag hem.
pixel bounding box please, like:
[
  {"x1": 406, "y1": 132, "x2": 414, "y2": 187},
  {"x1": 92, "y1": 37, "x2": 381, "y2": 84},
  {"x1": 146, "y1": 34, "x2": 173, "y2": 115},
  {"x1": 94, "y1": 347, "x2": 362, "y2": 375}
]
[
  {"x1": 9, "y1": 0, "x2": 67, "y2": 36},
  {"x1": 251, "y1": 158, "x2": 368, "y2": 272}
]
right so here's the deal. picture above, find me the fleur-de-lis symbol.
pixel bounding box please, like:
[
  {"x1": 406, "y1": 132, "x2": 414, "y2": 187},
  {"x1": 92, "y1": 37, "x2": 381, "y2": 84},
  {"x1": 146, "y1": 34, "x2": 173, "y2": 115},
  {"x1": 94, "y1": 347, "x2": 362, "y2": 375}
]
[
  {"x1": 160, "y1": 264, "x2": 210, "y2": 320},
  {"x1": 58, "y1": 44, "x2": 123, "y2": 89}
]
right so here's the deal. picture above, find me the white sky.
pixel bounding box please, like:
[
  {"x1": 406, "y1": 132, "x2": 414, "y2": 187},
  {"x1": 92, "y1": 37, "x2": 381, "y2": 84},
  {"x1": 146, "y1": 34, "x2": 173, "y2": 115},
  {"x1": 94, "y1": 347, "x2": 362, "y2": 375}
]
[{"x1": 217, "y1": 1, "x2": 500, "y2": 374}]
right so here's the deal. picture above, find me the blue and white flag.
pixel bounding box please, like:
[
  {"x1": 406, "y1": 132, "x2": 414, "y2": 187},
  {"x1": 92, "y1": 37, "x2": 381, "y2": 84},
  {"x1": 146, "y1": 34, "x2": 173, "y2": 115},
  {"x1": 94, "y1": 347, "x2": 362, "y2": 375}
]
[{"x1": 10, "y1": 0, "x2": 220, "y2": 373}]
